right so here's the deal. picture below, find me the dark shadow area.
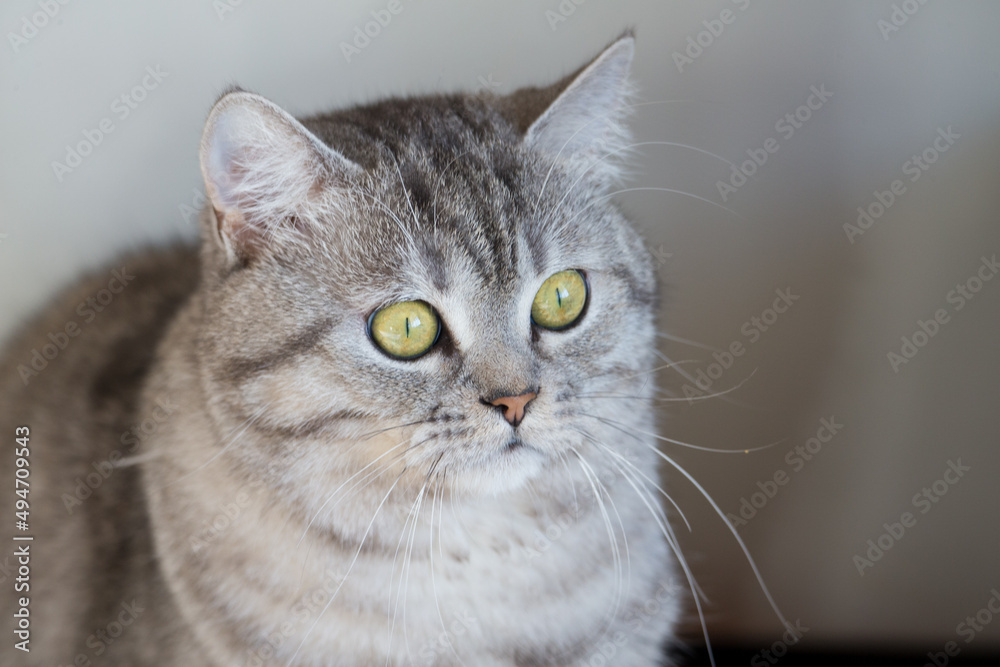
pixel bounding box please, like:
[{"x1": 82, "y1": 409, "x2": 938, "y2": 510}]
[{"x1": 669, "y1": 644, "x2": 1000, "y2": 666}]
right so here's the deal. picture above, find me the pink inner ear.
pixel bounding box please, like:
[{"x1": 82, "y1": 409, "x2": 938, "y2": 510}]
[
  {"x1": 205, "y1": 139, "x2": 266, "y2": 260},
  {"x1": 207, "y1": 133, "x2": 257, "y2": 213},
  {"x1": 199, "y1": 91, "x2": 363, "y2": 265},
  {"x1": 214, "y1": 207, "x2": 266, "y2": 261}
]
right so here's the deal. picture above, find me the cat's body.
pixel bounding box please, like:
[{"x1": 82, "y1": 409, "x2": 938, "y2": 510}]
[{"x1": 0, "y1": 35, "x2": 678, "y2": 665}]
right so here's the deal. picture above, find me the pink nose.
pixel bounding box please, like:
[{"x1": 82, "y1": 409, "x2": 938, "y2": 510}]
[{"x1": 487, "y1": 391, "x2": 537, "y2": 427}]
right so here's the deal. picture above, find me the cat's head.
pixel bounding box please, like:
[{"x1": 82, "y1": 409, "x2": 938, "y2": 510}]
[{"x1": 192, "y1": 34, "x2": 657, "y2": 506}]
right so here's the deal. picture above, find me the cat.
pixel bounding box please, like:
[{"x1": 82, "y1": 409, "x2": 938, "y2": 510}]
[{"x1": 0, "y1": 32, "x2": 681, "y2": 665}]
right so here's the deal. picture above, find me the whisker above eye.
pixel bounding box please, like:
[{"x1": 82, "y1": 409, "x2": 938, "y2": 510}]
[
  {"x1": 570, "y1": 186, "x2": 748, "y2": 225},
  {"x1": 389, "y1": 151, "x2": 422, "y2": 231},
  {"x1": 357, "y1": 186, "x2": 416, "y2": 251},
  {"x1": 593, "y1": 139, "x2": 740, "y2": 172},
  {"x1": 430, "y1": 149, "x2": 472, "y2": 233},
  {"x1": 536, "y1": 156, "x2": 747, "y2": 255}
]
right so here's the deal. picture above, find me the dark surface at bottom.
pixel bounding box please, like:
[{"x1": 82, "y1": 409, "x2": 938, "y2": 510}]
[{"x1": 668, "y1": 645, "x2": 1000, "y2": 666}]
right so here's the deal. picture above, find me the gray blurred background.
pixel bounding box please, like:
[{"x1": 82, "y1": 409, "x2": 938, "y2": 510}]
[{"x1": 2, "y1": 0, "x2": 998, "y2": 657}]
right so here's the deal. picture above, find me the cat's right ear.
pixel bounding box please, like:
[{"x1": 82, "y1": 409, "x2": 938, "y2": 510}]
[{"x1": 199, "y1": 90, "x2": 361, "y2": 265}]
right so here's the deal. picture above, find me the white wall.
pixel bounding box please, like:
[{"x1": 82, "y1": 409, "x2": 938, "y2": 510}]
[{"x1": 2, "y1": 0, "x2": 998, "y2": 654}]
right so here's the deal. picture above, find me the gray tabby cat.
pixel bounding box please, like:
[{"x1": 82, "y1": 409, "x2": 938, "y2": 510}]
[{"x1": 0, "y1": 33, "x2": 679, "y2": 665}]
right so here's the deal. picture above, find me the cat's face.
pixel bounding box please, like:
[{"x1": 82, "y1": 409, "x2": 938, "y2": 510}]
[{"x1": 193, "y1": 36, "x2": 656, "y2": 508}]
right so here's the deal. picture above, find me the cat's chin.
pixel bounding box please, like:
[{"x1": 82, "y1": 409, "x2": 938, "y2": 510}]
[{"x1": 445, "y1": 439, "x2": 550, "y2": 497}]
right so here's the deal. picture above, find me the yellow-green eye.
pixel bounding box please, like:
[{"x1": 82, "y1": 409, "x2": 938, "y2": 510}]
[
  {"x1": 531, "y1": 270, "x2": 588, "y2": 330},
  {"x1": 369, "y1": 301, "x2": 440, "y2": 359}
]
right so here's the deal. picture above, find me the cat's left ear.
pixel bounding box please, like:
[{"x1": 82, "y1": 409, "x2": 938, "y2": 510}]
[
  {"x1": 199, "y1": 90, "x2": 361, "y2": 265},
  {"x1": 524, "y1": 32, "x2": 635, "y2": 183}
]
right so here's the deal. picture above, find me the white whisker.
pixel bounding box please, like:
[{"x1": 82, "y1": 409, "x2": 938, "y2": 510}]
[
  {"x1": 154, "y1": 403, "x2": 268, "y2": 491},
  {"x1": 297, "y1": 438, "x2": 411, "y2": 547},
  {"x1": 286, "y1": 470, "x2": 405, "y2": 667},
  {"x1": 607, "y1": 422, "x2": 790, "y2": 630},
  {"x1": 652, "y1": 348, "x2": 756, "y2": 408},
  {"x1": 588, "y1": 414, "x2": 785, "y2": 455},
  {"x1": 655, "y1": 330, "x2": 721, "y2": 352},
  {"x1": 569, "y1": 447, "x2": 630, "y2": 643}
]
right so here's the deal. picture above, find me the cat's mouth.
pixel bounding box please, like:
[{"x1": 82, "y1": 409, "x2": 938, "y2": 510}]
[
  {"x1": 500, "y1": 437, "x2": 544, "y2": 457},
  {"x1": 412, "y1": 430, "x2": 550, "y2": 494},
  {"x1": 468, "y1": 435, "x2": 541, "y2": 465},
  {"x1": 492, "y1": 437, "x2": 545, "y2": 465},
  {"x1": 505, "y1": 438, "x2": 525, "y2": 451}
]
